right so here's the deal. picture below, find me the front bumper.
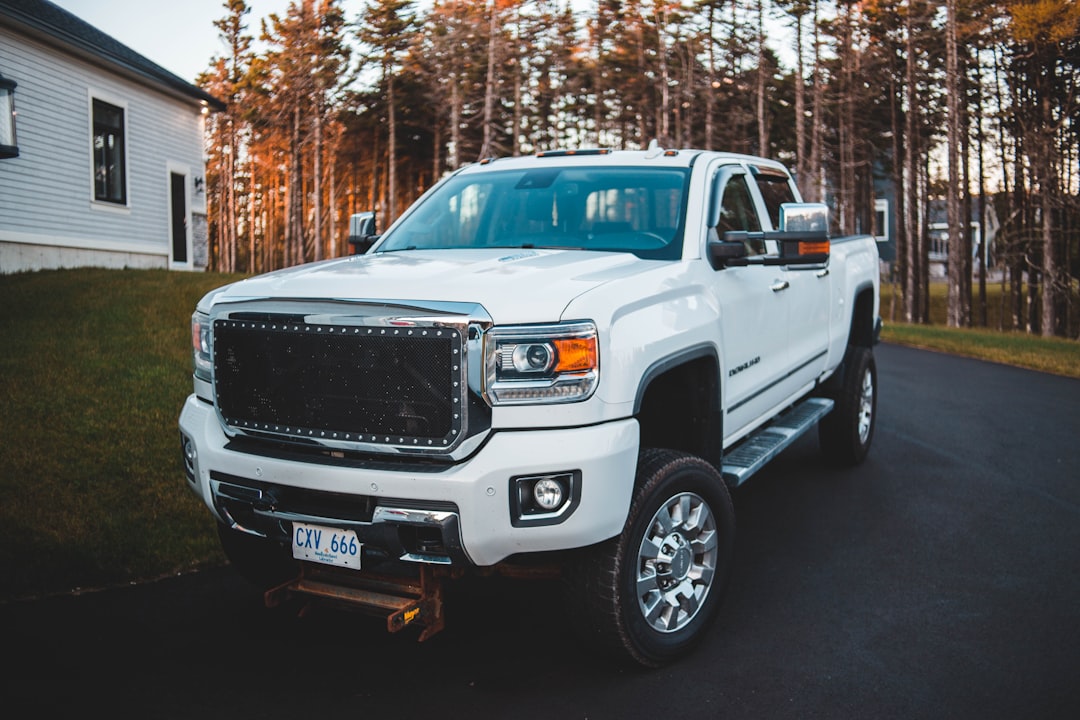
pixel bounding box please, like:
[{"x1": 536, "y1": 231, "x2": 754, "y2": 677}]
[{"x1": 179, "y1": 395, "x2": 638, "y2": 567}]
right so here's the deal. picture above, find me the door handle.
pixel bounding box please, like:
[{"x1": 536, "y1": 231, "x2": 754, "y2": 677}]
[
  {"x1": 816, "y1": 268, "x2": 830, "y2": 278},
  {"x1": 770, "y1": 280, "x2": 790, "y2": 292}
]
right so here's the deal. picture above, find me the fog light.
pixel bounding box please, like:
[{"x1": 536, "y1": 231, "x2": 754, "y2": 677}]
[
  {"x1": 533, "y1": 477, "x2": 564, "y2": 511},
  {"x1": 510, "y1": 471, "x2": 580, "y2": 526},
  {"x1": 181, "y1": 434, "x2": 197, "y2": 481}
]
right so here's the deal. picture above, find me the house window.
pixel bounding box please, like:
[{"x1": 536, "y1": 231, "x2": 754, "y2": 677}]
[
  {"x1": 0, "y1": 76, "x2": 17, "y2": 159},
  {"x1": 92, "y1": 98, "x2": 126, "y2": 204},
  {"x1": 874, "y1": 198, "x2": 890, "y2": 242}
]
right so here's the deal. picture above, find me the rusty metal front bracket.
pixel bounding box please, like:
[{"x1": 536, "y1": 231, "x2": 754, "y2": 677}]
[{"x1": 265, "y1": 563, "x2": 447, "y2": 641}]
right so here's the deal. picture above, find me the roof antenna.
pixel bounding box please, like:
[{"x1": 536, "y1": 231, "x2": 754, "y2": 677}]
[{"x1": 645, "y1": 138, "x2": 663, "y2": 158}]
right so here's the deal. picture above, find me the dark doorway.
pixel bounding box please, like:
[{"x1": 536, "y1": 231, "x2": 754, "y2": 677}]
[{"x1": 170, "y1": 172, "x2": 187, "y2": 264}]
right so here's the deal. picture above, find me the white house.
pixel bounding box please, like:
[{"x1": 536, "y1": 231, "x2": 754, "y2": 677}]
[{"x1": 0, "y1": 0, "x2": 223, "y2": 273}]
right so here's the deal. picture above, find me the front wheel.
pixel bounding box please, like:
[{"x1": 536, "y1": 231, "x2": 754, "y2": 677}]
[
  {"x1": 819, "y1": 345, "x2": 877, "y2": 466},
  {"x1": 565, "y1": 449, "x2": 736, "y2": 667}
]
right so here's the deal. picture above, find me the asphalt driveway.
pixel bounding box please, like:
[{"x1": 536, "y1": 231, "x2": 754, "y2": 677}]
[{"x1": 4, "y1": 342, "x2": 1079, "y2": 719}]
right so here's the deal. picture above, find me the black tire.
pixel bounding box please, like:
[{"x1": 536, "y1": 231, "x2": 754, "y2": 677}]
[
  {"x1": 818, "y1": 345, "x2": 877, "y2": 466},
  {"x1": 216, "y1": 522, "x2": 297, "y2": 590},
  {"x1": 565, "y1": 449, "x2": 736, "y2": 668}
]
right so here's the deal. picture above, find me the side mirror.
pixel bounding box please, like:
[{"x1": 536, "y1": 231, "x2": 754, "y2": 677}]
[
  {"x1": 707, "y1": 234, "x2": 750, "y2": 270},
  {"x1": 779, "y1": 202, "x2": 828, "y2": 233},
  {"x1": 778, "y1": 203, "x2": 829, "y2": 266},
  {"x1": 347, "y1": 211, "x2": 378, "y2": 254}
]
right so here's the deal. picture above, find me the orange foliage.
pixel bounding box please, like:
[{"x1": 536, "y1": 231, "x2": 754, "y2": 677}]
[{"x1": 1008, "y1": 0, "x2": 1080, "y2": 46}]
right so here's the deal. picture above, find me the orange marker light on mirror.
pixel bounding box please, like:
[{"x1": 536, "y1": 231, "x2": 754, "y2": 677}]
[{"x1": 798, "y1": 240, "x2": 830, "y2": 255}]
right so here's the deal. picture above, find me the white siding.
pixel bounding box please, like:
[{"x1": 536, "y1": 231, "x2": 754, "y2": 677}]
[{"x1": 0, "y1": 25, "x2": 209, "y2": 273}]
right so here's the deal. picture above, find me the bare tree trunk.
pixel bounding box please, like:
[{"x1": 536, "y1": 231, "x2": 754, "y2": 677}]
[
  {"x1": 249, "y1": 150, "x2": 256, "y2": 273},
  {"x1": 449, "y1": 76, "x2": 461, "y2": 169},
  {"x1": 657, "y1": 6, "x2": 671, "y2": 143},
  {"x1": 705, "y1": 4, "x2": 716, "y2": 149},
  {"x1": 289, "y1": 104, "x2": 304, "y2": 267},
  {"x1": 682, "y1": 33, "x2": 694, "y2": 147},
  {"x1": 961, "y1": 70, "x2": 973, "y2": 327},
  {"x1": 313, "y1": 108, "x2": 323, "y2": 262},
  {"x1": 432, "y1": 118, "x2": 441, "y2": 183},
  {"x1": 809, "y1": 0, "x2": 823, "y2": 203},
  {"x1": 479, "y1": 0, "x2": 498, "y2": 158},
  {"x1": 636, "y1": 19, "x2": 646, "y2": 143},
  {"x1": 794, "y1": 9, "x2": 807, "y2": 191},
  {"x1": 387, "y1": 72, "x2": 397, "y2": 221},
  {"x1": 837, "y1": 4, "x2": 856, "y2": 234},
  {"x1": 921, "y1": 152, "x2": 931, "y2": 322},
  {"x1": 756, "y1": 0, "x2": 767, "y2": 156},
  {"x1": 593, "y1": 4, "x2": 604, "y2": 145},
  {"x1": 513, "y1": 56, "x2": 522, "y2": 156},
  {"x1": 1013, "y1": 138, "x2": 1026, "y2": 331},
  {"x1": 890, "y1": 75, "x2": 905, "y2": 324},
  {"x1": 1038, "y1": 92, "x2": 1059, "y2": 337},
  {"x1": 903, "y1": 5, "x2": 921, "y2": 323},
  {"x1": 945, "y1": 0, "x2": 964, "y2": 327},
  {"x1": 975, "y1": 57, "x2": 987, "y2": 327},
  {"x1": 328, "y1": 148, "x2": 337, "y2": 257}
]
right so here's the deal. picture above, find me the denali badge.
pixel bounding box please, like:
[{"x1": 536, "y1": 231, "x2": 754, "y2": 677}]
[{"x1": 728, "y1": 356, "x2": 761, "y2": 377}]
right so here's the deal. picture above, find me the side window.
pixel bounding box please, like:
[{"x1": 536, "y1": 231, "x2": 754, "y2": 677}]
[
  {"x1": 716, "y1": 175, "x2": 765, "y2": 255},
  {"x1": 92, "y1": 98, "x2": 127, "y2": 204},
  {"x1": 754, "y1": 172, "x2": 797, "y2": 230}
]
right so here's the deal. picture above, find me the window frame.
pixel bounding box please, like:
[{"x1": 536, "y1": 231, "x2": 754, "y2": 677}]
[
  {"x1": 88, "y1": 91, "x2": 130, "y2": 208},
  {"x1": 0, "y1": 76, "x2": 18, "y2": 159},
  {"x1": 751, "y1": 167, "x2": 799, "y2": 231},
  {"x1": 715, "y1": 173, "x2": 767, "y2": 256}
]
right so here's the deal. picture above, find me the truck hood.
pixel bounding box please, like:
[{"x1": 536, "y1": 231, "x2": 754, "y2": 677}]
[{"x1": 208, "y1": 249, "x2": 660, "y2": 324}]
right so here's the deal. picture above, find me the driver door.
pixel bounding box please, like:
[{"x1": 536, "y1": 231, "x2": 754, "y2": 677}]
[{"x1": 709, "y1": 168, "x2": 790, "y2": 442}]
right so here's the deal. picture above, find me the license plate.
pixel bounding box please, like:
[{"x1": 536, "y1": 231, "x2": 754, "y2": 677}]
[{"x1": 291, "y1": 522, "x2": 362, "y2": 569}]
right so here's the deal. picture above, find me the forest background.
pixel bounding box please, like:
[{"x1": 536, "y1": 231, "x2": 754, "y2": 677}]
[{"x1": 197, "y1": 0, "x2": 1079, "y2": 339}]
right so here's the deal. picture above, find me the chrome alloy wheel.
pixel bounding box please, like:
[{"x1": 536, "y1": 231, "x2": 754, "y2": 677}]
[
  {"x1": 635, "y1": 492, "x2": 718, "y2": 633},
  {"x1": 857, "y1": 366, "x2": 874, "y2": 445}
]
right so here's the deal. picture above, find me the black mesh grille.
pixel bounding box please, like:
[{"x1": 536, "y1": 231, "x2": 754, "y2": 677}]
[{"x1": 213, "y1": 319, "x2": 462, "y2": 449}]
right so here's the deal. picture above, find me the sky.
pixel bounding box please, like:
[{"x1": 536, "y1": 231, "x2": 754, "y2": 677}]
[
  {"x1": 49, "y1": 0, "x2": 795, "y2": 87},
  {"x1": 49, "y1": 0, "x2": 367, "y2": 83}
]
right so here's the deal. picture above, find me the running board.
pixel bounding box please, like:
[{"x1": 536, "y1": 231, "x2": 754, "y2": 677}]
[{"x1": 721, "y1": 397, "x2": 834, "y2": 487}]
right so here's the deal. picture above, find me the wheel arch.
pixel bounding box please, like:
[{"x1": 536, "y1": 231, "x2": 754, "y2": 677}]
[
  {"x1": 632, "y1": 344, "x2": 723, "y2": 468},
  {"x1": 849, "y1": 282, "x2": 878, "y2": 349}
]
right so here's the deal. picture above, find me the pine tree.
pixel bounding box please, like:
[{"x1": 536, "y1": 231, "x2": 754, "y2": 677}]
[{"x1": 358, "y1": 0, "x2": 418, "y2": 223}]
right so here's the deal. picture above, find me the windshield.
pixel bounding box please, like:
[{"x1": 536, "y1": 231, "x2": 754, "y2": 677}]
[{"x1": 376, "y1": 166, "x2": 690, "y2": 260}]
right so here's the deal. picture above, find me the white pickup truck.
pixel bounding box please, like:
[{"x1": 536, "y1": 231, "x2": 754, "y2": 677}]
[{"x1": 179, "y1": 144, "x2": 881, "y2": 667}]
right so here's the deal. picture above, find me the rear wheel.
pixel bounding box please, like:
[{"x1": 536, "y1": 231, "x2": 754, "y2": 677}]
[
  {"x1": 566, "y1": 449, "x2": 736, "y2": 667},
  {"x1": 216, "y1": 523, "x2": 297, "y2": 590},
  {"x1": 819, "y1": 345, "x2": 877, "y2": 466}
]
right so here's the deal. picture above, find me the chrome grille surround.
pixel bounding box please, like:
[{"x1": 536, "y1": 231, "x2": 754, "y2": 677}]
[{"x1": 208, "y1": 299, "x2": 492, "y2": 459}]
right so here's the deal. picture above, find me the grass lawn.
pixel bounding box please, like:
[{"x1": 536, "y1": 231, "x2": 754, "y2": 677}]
[
  {"x1": 879, "y1": 282, "x2": 1080, "y2": 379},
  {"x1": 0, "y1": 268, "x2": 1075, "y2": 602},
  {"x1": 0, "y1": 268, "x2": 244, "y2": 601}
]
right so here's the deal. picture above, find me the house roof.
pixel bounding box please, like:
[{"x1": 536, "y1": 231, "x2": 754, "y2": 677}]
[{"x1": 0, "y1": 0, "x2": 225, "y2": 111}]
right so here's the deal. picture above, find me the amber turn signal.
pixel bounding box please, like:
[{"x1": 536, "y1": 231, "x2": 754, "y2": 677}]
[{"x1": 553, "y1": 337, "x2": 598, "y2": 372}]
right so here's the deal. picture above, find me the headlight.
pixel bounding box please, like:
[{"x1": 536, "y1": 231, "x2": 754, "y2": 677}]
[
  {"x1": 191, "y1": 311, "x2": 212, "y2": 382},
  {"x1": 483, "y1": 321, "x2": 598, "y2": 405}
]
